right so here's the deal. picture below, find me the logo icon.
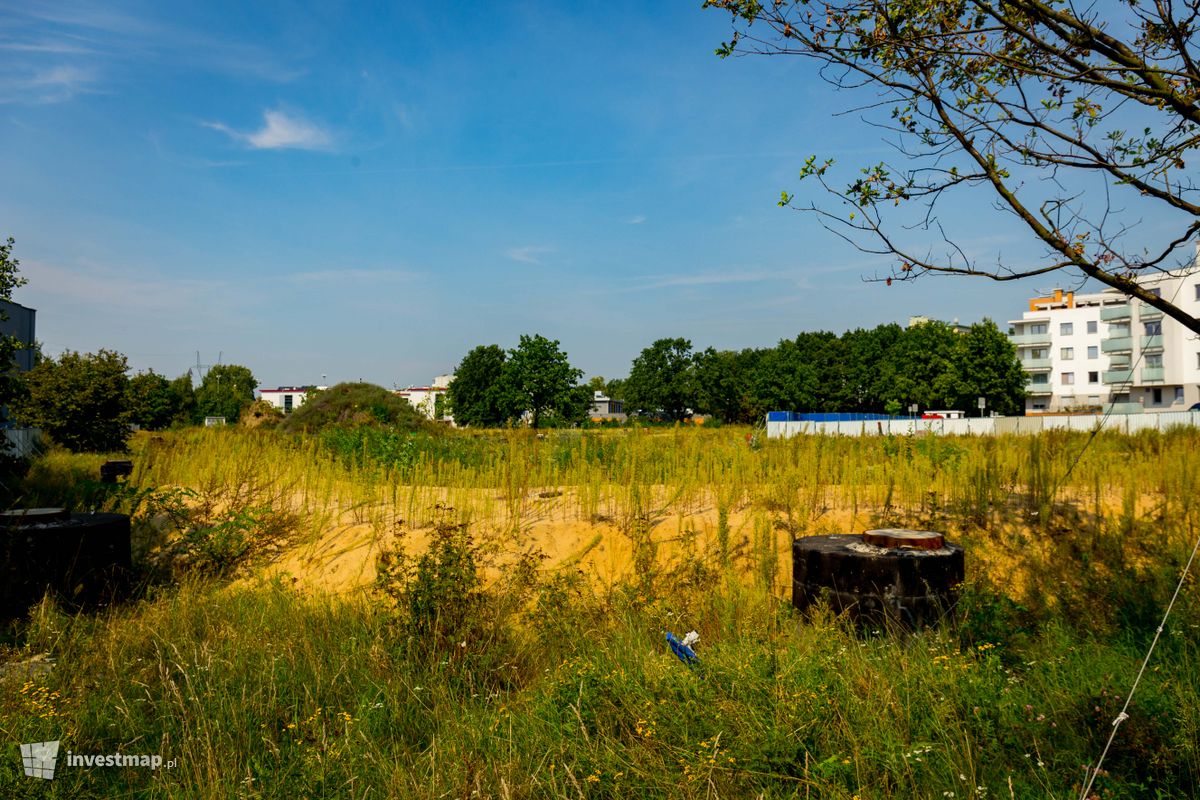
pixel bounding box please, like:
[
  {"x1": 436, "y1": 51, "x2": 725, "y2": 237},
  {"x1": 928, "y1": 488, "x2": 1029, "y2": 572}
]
[{"x1": 19, "y1": 740, "x2": 60, "y2": 779}]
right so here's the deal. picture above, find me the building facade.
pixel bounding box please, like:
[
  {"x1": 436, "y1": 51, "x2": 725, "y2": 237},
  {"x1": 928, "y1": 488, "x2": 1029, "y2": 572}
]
[
  {"x1": 589, "y1": 391, "x2": 626, "y2": 422},
  {"x1": 396, "y1": 374, "x2": 453, "y2": 423},
  {"x1": 1009, "y1": 273, "x2": 1200, "y2": 414},
  {"x1": 0, "y1": 299, "x2": 36, "y2": 372},
  {"x1": 258, "y1": 386, "x2": 320, "y2": 413}
]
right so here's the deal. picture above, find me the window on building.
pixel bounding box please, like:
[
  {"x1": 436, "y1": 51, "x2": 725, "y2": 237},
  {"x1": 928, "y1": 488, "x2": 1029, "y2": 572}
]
[
  {"x1": 1061, "y1": 372, "x2": 1075, "y2": 385},
  {"x1": 1195, "y1": 284, "x2": 1200, "y2": 301},
  {"x1": 1030, "y1": 323, "x2": 1048, "y2": 334},
  {"x1": 1031, "y1": 347, "x2": 1048, "y2": 359},
  {"x1": 1149, "y1": 287, "x2": 1162, "y2": 298},
  {"x1": 1087, "y1": 320, "x2": 1098, "y2": 334},
  {"x1": 1153, "y1": 388, "x2": 1163, "y2": 404},
  {"x1": 1088, "y1": 371, "x2": 1099, "y2": 383},
  {"x1": 1030, "y1": 373, "x2": 1049, "y2": 384},
  {"x1": 1176, "y1": 387, "x2": 1185, "y2": 402},
  {"x1": 1033, "y1": 402, "x2": 1047, "y2": 410},
  {"x1": 1060, "y1": 347, "x2": 1073, "y2": 359},
  {"x1": 1146, "y1": 353, "x2": 1163, "y2": 368},
  {"x1": 1087, "y1": 345, "x2": 1098, "y2": 359},
  {"x1": 1110, "y1": 322, "x2": 1130, "y2": 336},
  {"x1": 283, "y1": 394, "x2": 293, "y2": 413},
  {"x1": 1145, "y1": 320, "x2": 1162, "y2": 335},
  {"x1": 1060, "y1": 322, "x2": 1073, "y2": 335}
]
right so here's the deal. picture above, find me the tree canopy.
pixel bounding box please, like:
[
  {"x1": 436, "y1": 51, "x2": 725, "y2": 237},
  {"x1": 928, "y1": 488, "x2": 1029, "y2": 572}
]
[
  {"x1": 623, "y1": 338, "x2": 699, "y2": 421},
  {"x1": 447, "y1": 345, "x2": 512, "y2": 427},
  {"x1": 500, "y1": 334, "x2": 589, "y2": 428},
  {"x1": 15, "y1": 349, "x2": 131, "y2": 452},
  {"x1": 195, "y1": 364, "x2": 257, "y2": 423},
  {"x1": 448, "y1": 335, "x2": 589, "y2": 428},
  {"x1": 127, "y1": 370, "x2": 194, "y2": 431},
  {"x1": 0, "y1": 237, "x2": 29, "y2": 418},
  {"x1": 706, "y1": 0, "x2": 1200, "y2": 334},
  {"x1": 614, "y1": 320, "x2": 1024, "y2": 422}
]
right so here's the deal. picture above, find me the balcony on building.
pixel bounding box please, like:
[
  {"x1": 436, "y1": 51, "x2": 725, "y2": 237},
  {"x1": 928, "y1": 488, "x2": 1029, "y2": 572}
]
[
  {"x1": 1141, "y1": 334, "x2": 1163, "y2": 350},
  {"x1": 1100, "y1": 304, "x2": 1131, "y2": 321},
  {"x1": 1022, "y1": 357, "x2": 1052, "y2": 371},
  {"x1": 1011, "y1": 332, "x2": 1051, "y2": 347},
  {"x1": 1103, "y1": 368, "x2": 1134, "y2": 384},
  {"x1": 1102, "y1": 336, "x2": 1133, "y2": 353},
  {"x1": 1025, "y1": 381, "x2": 1053, "y2": 395},
  {"x1": 1141, "y1": 366, "x2": 1165, "y2": 382},
  {"x1": 1138, "y1": 307, "x2": 1163, "y2": 322}
]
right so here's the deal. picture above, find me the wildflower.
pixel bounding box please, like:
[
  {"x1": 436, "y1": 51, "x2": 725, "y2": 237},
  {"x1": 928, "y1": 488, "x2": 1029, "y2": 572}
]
[{"x1": 586, "y1": 773, "x2": 600, "y2": 783}]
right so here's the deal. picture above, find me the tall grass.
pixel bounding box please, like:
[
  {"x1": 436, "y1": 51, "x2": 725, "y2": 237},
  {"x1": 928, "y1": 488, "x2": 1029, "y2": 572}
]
[{"x1": 1, "y1": 425, "x2": 1199, "y2": 797}]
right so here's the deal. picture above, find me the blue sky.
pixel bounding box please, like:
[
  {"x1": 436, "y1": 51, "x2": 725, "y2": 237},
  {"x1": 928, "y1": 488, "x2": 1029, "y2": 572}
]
[{"x1": 1, "y1": 0, "x2": 1057, "y2": 388}]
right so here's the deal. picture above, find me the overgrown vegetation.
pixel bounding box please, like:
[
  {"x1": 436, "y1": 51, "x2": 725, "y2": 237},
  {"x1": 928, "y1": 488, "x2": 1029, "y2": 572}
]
[
  {"x1": 1, "y1": 425, "x2": 1198, "y2": 798},
  {"x1": 279, "y1": 381, "x2": 429, "y2": 435}
]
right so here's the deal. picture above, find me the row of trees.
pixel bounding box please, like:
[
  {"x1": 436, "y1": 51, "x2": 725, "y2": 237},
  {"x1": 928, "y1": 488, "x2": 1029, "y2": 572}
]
[
  {"x1": 446, "y1": 321, "x2": 1024, "y2": 428},
  {"x1": 14, "y1": 351, "x2": 257, "y2": 451},
  {"x1": 609, "y1": 320, "x2": 1025, "y2": 423}
]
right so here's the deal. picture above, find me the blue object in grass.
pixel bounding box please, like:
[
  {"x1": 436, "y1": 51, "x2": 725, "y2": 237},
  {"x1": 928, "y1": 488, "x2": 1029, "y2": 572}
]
[{"x1": 665, "y1": 631, "x2": 700, "y2": 666}]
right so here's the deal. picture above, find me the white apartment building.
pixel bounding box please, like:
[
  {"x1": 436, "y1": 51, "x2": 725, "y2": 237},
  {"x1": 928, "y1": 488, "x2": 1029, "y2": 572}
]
[
  {"x1": 1009, "y1": 270, "x2": 1200, "y2": 414},
  {"x1": 396, "y1": 374, "x2": 454, "y2": 423}
]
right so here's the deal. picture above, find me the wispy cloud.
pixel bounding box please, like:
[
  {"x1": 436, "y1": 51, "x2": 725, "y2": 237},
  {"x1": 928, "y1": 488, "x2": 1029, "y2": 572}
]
[
  {"x1": 0, "y1": 62, "x2": 100, "y2": 104},
  {"x1": 1, "y1": 2, "x2": 305, "y2": 92},
  {"x1": 633, "y1": 270, "x2": 777, "y2": 290},
  {"x1": 23, "y1": 258, "x2": 238, "y2": 323},
  {"x1": 625, "y1": 215, "x2": 647, "y2": 225},
  {"x1": 205, "y1": 109, "x2": 334, "y2": 151},
  {"x1": 506, "y1": 245, "x2": 554, "y2": 265},
  {"x1": 0, "y1": 39, "x2": 99, "y2": 55}
]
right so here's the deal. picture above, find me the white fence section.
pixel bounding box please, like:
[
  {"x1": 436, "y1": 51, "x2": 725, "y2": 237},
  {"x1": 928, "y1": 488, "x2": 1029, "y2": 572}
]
[{"x1": 766, "y1": 412, "x2": 1200, "y2": 439}]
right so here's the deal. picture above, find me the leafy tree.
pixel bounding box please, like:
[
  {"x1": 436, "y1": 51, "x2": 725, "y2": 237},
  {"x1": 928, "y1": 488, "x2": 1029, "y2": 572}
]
[
  {"x1": 624, "y1": 338, "x2": 698, "y2": 421},
  {"x1": 169, "y1": 372, "x2": 197, "y2": 427},
  {"x1": 876, "y1": 321, "x2": 962, "y2": 411},
  {"x1": 195, "y1": 364, "x2": 257, "y2": 423},
  {"x1": 747, "y1": 332, "x2": 844, "y2": 415},
  {"x1": 499, "y1": 334, "x2": 588, "y2": 428},
  {"x1": 694, "y1": 347, "x2": 758, "y2": 423},
  {"x1": 126, "y1": 370, "x2": 178, "y2": 431},
  {"x1": 951, "y1": 319, "x2": 1027, "y2": 415},
  {"x1": 840, "y1": 324, "x2": 904, "y2": 412},
  {"x1": 0, "y1": 237, "x2": 29, "y2": 416},
  {"x1": 447, "y1": 345, "x2": 511, "y2": 427},
  {"x1": 14, "y1": 349, "x2": 131, "y2": 452},
  {"x1": 707, "y1": 1, "x2": 1200, "y2": 334}
]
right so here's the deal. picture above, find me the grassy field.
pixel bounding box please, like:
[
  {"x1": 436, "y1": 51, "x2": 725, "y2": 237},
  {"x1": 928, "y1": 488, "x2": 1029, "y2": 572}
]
[{"x1": 1, "y1": 425, "x2": 1198, "y2": 798}]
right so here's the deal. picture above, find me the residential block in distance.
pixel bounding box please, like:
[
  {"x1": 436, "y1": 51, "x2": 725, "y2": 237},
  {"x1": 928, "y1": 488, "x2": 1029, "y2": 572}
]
[{"x1": 1008, "y1": 262, "x2": 1200, "y2": 414}]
